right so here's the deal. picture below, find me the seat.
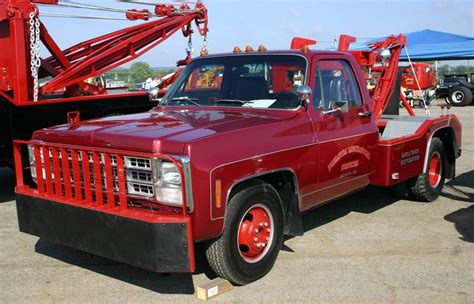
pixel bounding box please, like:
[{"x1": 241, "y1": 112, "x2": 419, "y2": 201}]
[
  {"x1": 329, "y1": 77, "x2": 344, "y2": 102},
  {"x1": 233, "y1": 77, "x2": 269, "y2": 101}
]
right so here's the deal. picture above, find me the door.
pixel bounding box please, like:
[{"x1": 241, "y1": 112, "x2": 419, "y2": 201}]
[{"x1": 303, "y1": 58, "x2": 379, "y2": 209}]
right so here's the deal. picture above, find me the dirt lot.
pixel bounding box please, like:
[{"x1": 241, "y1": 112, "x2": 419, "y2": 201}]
[{"x1": 0, "y1": 105, "x2": 473, "y2": 303}]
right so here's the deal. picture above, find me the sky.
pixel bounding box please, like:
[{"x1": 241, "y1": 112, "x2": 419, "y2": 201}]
[{"x1": 37, "y1": 0, "x2": 474, "y2": 67}]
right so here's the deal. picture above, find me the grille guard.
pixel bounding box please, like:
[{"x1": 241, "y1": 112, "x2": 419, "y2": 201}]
[{"x1": 13, "y1": 139, "x2": 193, "y2": 219}]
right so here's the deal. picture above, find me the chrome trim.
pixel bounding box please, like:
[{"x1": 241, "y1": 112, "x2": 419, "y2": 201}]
[{"x1": 172, "y1": 155, "x2": 195, "y2": 213}]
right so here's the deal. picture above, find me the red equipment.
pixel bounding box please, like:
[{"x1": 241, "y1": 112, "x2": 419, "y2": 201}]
[
  {"x1": 0, "y1": 0, "x2": 208, "y2": 166},
  {"x1": 402, "y1": 63, "x2": 436, "y2": 90},
  {"x1": 401, "y1": 63, "x2": 437, "y2": 107},
  {"x1": 337, "y1": 34, "x2": 412, "y2": 119}
]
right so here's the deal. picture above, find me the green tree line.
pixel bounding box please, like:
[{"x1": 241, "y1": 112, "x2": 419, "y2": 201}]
[
  {"x1": 102, "y1": 62, "x2": 177, "y2": 87},
  {"x1": 437, "y1": 64, "x2": 474, "y2": 77}
]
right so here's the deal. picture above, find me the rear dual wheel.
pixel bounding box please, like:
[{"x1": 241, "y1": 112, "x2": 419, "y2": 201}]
[{"x1": 206, "y1": 183, "x2": 284, "y2": 285}]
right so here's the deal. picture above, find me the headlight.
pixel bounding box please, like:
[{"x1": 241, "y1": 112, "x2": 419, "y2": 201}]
[
  {"x1": 27, "y1": 145, "x2": 47, "y2": 183},
  {"x1": 27, "y1": 145, "x2": 37, "y2": 181},
  {"x1": 155, "y1": 161, "x2": 183, "y2": 207}
]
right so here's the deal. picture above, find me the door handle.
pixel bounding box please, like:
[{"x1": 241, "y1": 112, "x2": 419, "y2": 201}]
[{"x1": 358, "y1": 111, "x2": 372, "y2": 118}]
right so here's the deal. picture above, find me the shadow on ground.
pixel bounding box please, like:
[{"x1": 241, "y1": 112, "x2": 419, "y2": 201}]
[
  {"x1": 283, "y1": 186, "x2": 399, "y2": 246},
  {"x1": 35, "y1": 239, "x2": 216, "y2": 294},
  {"x1": 443, "y1": 170, "x2": 474, "y2": 243},
  {"x1": 444, "y1": 206, "x2": 474, "y2": 243},
  {"x1": 442, "y1": 170, "x2": 474, "y2": 203},
  {"x1": 0, "y1": 168, "x2": 15, "y2": 203}
]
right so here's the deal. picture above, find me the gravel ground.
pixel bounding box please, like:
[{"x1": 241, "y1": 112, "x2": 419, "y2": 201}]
[{"x1": 0, "y1": 104, "x2": 473, "y2": 303}]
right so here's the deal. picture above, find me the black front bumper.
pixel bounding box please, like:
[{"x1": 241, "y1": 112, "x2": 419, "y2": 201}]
[{"x1": 16, "y1": 194, "x2": 193, "y2": 273}]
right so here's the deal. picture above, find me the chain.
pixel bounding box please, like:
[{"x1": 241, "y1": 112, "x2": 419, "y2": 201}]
[
  {"x1": 200, "y1": 34, "x2": 208, "y2": 56},
  {"x1": 202, "y1": 34, "x2": 208, "y2": 51},
  {"x1": 29, "y1": 11, "x2": 41, "y2": 102},
  {"x1": 186, "y1": 34, "x2": 193, "y2": 56}
]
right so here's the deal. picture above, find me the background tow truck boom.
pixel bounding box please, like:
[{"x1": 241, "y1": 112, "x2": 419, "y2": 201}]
[{"x1": 0, "y1": 0, "x2": 208, "y2": 167}]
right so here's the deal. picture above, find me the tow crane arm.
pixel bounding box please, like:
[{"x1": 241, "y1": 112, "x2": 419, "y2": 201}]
[
  {"x1": 0, "y1": 0, "x2": 208, "y2": 104},
  {"x1": 338, "y1": 34, "x2": 411, "y2": 120}
]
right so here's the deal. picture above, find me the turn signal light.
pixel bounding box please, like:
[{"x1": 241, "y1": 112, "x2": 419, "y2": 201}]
[
  {"x1": 215, "y1": 179, "x2": 222, "y2": 208},
  {"x1": 258, "y1": 45, "x2": 267, "y2": 52},
  {"x1": 245, "y1": 45, "x2": 254, "y2": 53},
  {"x1": 233, "y1": 47, "x2": 242, "y2": 53}
]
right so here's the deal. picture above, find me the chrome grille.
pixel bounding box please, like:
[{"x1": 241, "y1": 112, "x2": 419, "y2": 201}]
[{"x1": 62, "y1": 152, "x2": 154, "y2": 198}]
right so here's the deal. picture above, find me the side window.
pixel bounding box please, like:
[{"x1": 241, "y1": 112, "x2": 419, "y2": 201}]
[{"x1": 313, "y1": 60, "x2": 363, "y2": 110}]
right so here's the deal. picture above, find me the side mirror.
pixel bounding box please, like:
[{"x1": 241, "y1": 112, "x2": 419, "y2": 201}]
[{"x1": 296, "y1": 85, "x2": 312, "y2": 107}]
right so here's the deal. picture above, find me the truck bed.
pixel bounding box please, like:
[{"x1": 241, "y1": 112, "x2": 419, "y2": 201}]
[{"x1": 371, "y1": 114, "x2": 461, "y2": 187}]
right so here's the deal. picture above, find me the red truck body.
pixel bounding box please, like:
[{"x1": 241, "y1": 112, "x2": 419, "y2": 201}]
[
  {"x1": 13, "y1": 47, "x2": 462, "y2": 284},
  {"x1": 401, "y1": 63, "x2": 437, "y2": 90}
]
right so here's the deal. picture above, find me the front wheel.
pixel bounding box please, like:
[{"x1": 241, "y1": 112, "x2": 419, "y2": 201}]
[
  {"x1": 410, "y1": 137, "x2": 446, "y2": 202},
  {"x1": 206, "y1": 182, "x2": 284, "y2": 285}
]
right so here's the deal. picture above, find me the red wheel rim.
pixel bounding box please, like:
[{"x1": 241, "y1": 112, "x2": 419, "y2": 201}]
[
  {"x1": 428, "y1": 152, "x2": 442, "y2": 188},
  {"x1": 237, "y1": 204, "x2": 274, "y2": 263}
]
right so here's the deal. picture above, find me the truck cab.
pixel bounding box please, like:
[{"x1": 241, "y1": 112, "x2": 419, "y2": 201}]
[{"x1": 13, "y1": 48, "x2": 462, "y2": 285}]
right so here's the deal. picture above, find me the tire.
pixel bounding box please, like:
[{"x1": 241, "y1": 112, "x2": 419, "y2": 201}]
[
  {"x1": 410, "y1": 138, "x2": 446, "y2": 202},
  {"x1": 206, "y1": 182, "x2": 284, "y2": 285},
  {"x1": 447, "y1": 86, "x2": 472, "y2": 106}
]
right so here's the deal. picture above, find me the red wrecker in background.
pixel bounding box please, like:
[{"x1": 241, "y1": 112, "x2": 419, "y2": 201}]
[
  {"x1": 0, "y1": 0, "x2": 208, "y2": 167},
  {"x1": 13, "y1": 28, "x2": 461, "y2": 284}
]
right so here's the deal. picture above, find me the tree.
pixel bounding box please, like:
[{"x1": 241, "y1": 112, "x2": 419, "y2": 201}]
[{"x1": 128, "y1": 62, "x2": 153, "y2": 87}]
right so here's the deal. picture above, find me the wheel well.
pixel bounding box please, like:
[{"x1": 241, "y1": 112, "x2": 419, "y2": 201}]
[
  {"x1": 227, "y1": 170, "x2": 304, "y2": 236},
  {"x1": 228, "y1": 170, "x2": 298, "y2": 210},
  {"x1": 433, "y1": 127, "x2": 457, "y2": 179}
]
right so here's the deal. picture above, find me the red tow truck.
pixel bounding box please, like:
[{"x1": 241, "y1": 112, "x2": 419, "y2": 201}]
[{"x1": 13, "y1": 33, "x2": 462, "y2": 285}]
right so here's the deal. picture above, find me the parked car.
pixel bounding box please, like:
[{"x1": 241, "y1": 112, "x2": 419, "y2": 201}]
[{"x1": 437, "y1": 74, "x2": 474, "y2": 106}]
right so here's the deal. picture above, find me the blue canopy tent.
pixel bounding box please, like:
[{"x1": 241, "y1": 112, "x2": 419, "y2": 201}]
[{"x1": 349, "y1": 29, "x2": 474, "y2": 61}]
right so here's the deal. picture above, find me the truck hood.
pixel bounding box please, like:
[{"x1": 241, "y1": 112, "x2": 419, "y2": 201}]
[{"x1": 33, "y1": 107, "x2": 293, "y2": 154}]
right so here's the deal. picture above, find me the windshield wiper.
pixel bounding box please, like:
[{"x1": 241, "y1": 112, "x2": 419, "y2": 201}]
[
  {"x1": 165, "y1": 96, "x2": 201, "y2": 107},
  {"x1": 215, "y1": 99, "x2": 252, "y2": 105}
]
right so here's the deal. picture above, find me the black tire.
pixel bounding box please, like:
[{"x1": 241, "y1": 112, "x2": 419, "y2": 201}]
[
  {"x1": 205, "y1": 182, "x2": 284, "y2": 285},
  {"x1": 447, "y1": 86, "x2": 472, "y2": 106},
  {"x1": 410, "y1": 138, "x2": 446, "y2": 202}
]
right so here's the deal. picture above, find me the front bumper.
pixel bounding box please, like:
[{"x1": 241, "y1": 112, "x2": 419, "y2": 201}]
[{"x1": 16, "y1": 194, "x2": 194, "y2": 273}]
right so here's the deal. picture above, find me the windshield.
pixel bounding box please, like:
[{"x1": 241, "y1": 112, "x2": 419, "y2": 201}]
[{"x1": 161, "y1": 55, "x2": 307, "y2": 110}]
